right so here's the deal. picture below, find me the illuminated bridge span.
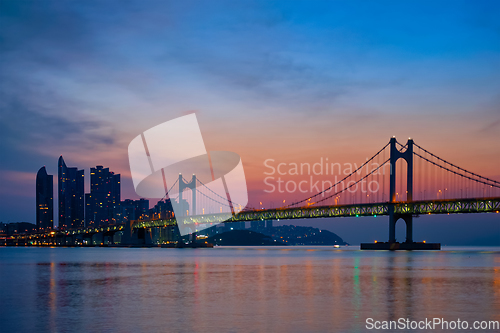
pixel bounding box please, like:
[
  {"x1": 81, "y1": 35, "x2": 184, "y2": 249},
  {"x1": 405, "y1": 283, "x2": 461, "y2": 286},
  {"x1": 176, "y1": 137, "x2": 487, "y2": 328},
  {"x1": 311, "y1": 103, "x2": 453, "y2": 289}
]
[
  {"x1": 134, "y1": 137, "x2": 500, "y2": 249},
  {"x1": 134, "y1": 198, "x2": 500, "y2": 229},
  {"x1": 5, "y1": 137, "x2": 500, "y2": 248}
]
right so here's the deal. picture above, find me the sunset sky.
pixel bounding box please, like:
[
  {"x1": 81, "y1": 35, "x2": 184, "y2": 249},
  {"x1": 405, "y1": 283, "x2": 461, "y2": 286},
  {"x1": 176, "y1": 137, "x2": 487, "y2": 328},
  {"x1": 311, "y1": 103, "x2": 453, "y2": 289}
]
[{"x1": 1, "y1": 0, "x2": 499, "y2": 244}]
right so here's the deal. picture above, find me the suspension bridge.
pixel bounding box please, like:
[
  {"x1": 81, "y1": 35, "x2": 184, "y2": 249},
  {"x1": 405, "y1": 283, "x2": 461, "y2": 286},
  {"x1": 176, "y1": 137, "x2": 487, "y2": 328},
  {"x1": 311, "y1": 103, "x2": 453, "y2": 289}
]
[{"x1": 6, "y1": 137, "x2": 500, "y2": 249}]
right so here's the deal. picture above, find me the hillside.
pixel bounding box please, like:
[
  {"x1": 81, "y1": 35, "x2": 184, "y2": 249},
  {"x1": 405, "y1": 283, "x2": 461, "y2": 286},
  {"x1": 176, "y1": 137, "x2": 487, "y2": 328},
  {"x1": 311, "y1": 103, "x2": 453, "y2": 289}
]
[{"x1": 206, "y1": 230, "x2": 285, "y2": 246}]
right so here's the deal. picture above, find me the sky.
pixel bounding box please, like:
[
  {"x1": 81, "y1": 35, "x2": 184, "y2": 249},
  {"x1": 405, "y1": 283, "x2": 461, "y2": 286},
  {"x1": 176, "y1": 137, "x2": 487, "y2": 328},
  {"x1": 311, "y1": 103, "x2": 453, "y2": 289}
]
[{"x1": 0, "y1": 0, "x2": 499, "y2": 244}]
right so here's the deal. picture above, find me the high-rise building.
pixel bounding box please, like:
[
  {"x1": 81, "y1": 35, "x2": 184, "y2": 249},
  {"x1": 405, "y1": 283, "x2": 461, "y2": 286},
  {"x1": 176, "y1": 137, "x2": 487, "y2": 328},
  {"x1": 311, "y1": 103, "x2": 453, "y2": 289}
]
[
  {"x1": 150, "y1": 198, "x2": 173, "y2": 219},
  {"x1": 135, "y1": 198, "x2": 149, "y2": 219},
  {"x1": 36, "y1": 166, "x2": 53, "y2": 231},
  {"x1": 85, "y1": 166, "x2": 120, "y2": 227},
  {"x1": 119, "y1": 198, "x2": 150, "y2": 223},
  {"x1": 58, "y1": 156, "x2": 84, "y2": 230},
  {"x1": 85, "y1": 193, "x2": 94, "y2": 227}
]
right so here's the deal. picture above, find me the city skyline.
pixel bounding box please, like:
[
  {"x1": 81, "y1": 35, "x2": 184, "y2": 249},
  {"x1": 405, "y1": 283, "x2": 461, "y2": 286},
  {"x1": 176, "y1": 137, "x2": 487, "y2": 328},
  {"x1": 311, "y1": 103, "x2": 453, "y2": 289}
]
[
  {"x1": 32, "y1": 155, "x2": 164, "y2": 230},
  {"x1": 35, "y1": 156, "x2": 125, "y2": 229}
]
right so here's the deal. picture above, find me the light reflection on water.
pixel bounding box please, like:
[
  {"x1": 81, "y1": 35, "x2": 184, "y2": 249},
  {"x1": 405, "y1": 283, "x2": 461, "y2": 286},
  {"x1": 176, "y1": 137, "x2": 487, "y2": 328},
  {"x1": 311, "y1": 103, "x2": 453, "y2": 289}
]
[{"x1": 0, "y1": 246, "x2": 499, "y2": 333}]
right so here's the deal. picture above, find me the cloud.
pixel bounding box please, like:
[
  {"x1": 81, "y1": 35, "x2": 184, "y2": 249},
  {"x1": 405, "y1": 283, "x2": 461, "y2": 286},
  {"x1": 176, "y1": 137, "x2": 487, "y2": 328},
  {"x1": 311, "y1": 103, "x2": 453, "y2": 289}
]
[
  {"x1": 0, "y1": 1, "x2": 119, "y2": 172},
  {"x1": 0, "y1": 0, "x2": 98, "y2": 71},
  {"x1": 0, "y1": 75, "x2": 115, "y2": 163}
]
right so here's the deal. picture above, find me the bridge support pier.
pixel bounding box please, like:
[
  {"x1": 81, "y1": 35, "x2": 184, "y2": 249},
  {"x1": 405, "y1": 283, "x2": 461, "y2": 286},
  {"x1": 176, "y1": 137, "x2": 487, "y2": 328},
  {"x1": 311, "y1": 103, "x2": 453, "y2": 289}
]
[
  {"x1": 389, "y1": 205, "x2": 396, "y2": 243},
  {"x1": 405, "y1": 216, "x2": 413, "y2": 243},
  {"x1": 389, "y1": 212, "x2": 414, "y2": 243}
]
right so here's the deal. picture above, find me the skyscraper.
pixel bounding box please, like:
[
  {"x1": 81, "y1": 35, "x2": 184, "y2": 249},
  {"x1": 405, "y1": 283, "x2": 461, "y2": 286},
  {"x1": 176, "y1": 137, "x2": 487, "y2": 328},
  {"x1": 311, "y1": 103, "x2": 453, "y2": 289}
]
[
  {"x1": 85, "y1": 166, "x2": 120, "y2": 227},
  {"x1": 119, "y1": 198, "x2": 150, "y2": 223},
  {"x1": 58, "y1": 156, "x2": 84, "y2": 230},
  {"x1": 36, "y1": 166, "x2": 53, "y2": 231}
]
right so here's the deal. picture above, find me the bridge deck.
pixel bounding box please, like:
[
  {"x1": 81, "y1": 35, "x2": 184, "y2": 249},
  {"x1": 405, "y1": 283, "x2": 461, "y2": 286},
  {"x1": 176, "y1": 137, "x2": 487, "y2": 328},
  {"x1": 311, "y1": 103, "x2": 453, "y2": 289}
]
[
  {"x1": 8, "y1": 198, "x2": 499, "y2": 239},
  {"x1": 133, "y1": 197, "x2": 500, "y2": 229}
]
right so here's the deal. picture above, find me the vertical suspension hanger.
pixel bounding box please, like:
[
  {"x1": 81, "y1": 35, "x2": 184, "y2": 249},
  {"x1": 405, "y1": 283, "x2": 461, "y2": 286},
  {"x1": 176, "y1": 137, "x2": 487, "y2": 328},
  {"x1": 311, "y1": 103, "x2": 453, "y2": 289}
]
[
  {"x1": 382, "y1": 154, "x2": 385, "y2": 202},
  {"x1": 399, "y1": 156, "x2": 402, "y2": 202},
  {"x1": 376, "y1": 150, "x2": 379, "y2": 203}
]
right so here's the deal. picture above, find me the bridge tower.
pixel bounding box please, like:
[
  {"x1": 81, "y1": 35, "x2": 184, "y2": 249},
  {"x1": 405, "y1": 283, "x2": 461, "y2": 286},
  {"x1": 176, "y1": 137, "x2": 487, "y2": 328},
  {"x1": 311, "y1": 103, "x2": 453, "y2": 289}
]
[
  {"x1": 179, "y1": 174, "x2": 197, "y2": 216},
  {"x1": 388, "y1": 137, "x2": 413, "y2": 243},
  {"x1": 179, "y1": 174, "x2": 197, "y2": 241}
]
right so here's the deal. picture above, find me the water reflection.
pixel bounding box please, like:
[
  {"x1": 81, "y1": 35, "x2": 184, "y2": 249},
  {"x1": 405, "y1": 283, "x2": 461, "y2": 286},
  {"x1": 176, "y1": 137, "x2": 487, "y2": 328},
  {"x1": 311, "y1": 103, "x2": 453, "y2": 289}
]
[{"x1": 0, "y1": 247, "x2": 498, "y2": 333}]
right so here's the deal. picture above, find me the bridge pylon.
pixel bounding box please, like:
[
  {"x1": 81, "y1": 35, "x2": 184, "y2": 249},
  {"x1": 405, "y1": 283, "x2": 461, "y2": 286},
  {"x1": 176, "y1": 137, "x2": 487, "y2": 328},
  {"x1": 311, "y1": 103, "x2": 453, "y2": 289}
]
[
  {"x1": 388, "y1": 137, "x2": 413, "y2": 243},
  {"x1": 362, "y1": 137, "x2": 440, "y2": 250},
  {"x1": 179, "y1": 173, "x2": 197, "y2": 216},
  {"x1": 178, "y1": 173, "x2": 197, "y2": 242}
]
